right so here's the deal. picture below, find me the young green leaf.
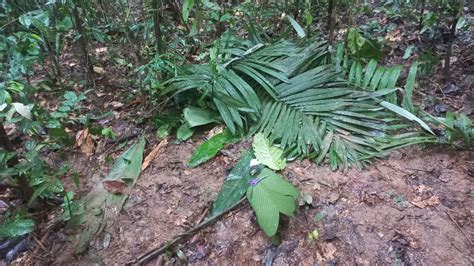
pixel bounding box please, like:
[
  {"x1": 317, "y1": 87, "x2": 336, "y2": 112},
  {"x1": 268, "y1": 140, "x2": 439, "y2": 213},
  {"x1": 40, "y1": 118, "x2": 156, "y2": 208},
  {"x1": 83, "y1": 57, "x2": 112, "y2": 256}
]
[
  {"x1": 403, "y1": 45, "x2": 415, "y2": 60},
  {"x1": 253, "y1": 133, "x2": 286, "y2": 170},
  {"x1": 246, "y1": 168, "x2": 299, "y2": 236},
  {"x1": 177, "y1": 123, "x2": 194, "y2": 141}
]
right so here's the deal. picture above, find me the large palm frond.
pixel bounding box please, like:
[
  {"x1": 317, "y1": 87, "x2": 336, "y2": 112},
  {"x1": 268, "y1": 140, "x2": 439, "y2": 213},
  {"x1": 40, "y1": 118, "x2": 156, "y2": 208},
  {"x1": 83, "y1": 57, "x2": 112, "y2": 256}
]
[{"x1": 164, "y1": 38, "x2": 436, "y2": 170}]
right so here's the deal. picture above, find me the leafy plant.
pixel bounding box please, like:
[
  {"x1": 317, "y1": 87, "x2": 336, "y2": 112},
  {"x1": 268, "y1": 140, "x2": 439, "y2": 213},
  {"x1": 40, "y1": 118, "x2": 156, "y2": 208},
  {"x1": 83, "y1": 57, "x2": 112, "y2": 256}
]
[
  {"x1": 0, "y1": 211, "x2": 34, "y2": 241},
  {"x1": 246, "y1": 168, "x2": 299, "y2": 236},
  {"x1": 166, "y1": 37, "x2": 437, "y2": 171}
]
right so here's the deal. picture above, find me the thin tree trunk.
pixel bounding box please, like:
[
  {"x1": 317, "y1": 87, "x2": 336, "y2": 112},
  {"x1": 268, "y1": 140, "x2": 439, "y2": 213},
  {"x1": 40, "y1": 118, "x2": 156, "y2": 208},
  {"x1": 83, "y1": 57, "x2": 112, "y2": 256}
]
[
  {"x1": 71, "y1": 0, "x2": 91, "y2": 84},
  {"x1": 153, "y1": 0, "x2": 165, "y2": 53},
  {"x1": 0, "y1": 123, "x2": 33, "y2": 200},
  {"x1": 328, "y1": 0, "x2": 336, "y2": 44},
  {"x1": 444, "y1": 17, "x2": 458, "y2": 81}
]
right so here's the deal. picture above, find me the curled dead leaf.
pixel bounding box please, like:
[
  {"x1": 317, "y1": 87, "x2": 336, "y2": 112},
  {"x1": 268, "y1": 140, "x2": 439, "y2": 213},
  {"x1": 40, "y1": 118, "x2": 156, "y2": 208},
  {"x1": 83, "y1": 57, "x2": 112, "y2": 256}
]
[
  {"x1": 141, "y1": 138, "x2": 168, "y2": 171},
  {"x1": 75, "y1": 128, "x2": 88, "y2": 147},
  {"x1": 103, "y1": 180, "x2": 127, "y2": 195},
  {"x1": 206, "y1": 126, "x2": 224, "y2": 139},
  {"x1": 81, "y1": 135, "x2": 94, "y2": 155},
  {"x1": 411, "y1": 195, "x2": 440, "y2": 208},
  {"x1": 76, "y1": 128, "x2": 94, "y2": 155},
  {"x1": 93, "y1": 66, "x2": 105, "y2": 74}
]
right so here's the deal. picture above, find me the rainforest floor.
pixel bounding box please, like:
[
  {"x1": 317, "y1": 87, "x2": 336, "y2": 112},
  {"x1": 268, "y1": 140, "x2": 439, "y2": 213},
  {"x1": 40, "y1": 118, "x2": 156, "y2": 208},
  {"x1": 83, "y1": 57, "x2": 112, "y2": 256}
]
[{"x1": 7, "y1": 7, "x2": 474, "y2": 266}]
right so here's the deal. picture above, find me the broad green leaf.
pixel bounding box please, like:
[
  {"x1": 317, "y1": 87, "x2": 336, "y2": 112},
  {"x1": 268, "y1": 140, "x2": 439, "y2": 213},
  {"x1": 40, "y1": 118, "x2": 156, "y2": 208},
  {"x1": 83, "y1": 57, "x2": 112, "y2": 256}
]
[
  {"x1": 246, "y1": 168, "x2": 299, "y2": 236},
  {"x1": 183, "y1": 107, "x2": 220, "y2": 127},
  {"x1": 188, "y1": 129, "x2": 240, "y2": 168},
  {"x1": 182, "y1": 0, "x2": 194, "y2": 22},
  {"x1": 72, "y1": 137, "x2": 146, "y2": 253},
  {"x1": 210, "y1": 151, "x2": 255, "y2": 217},
  {"x1": 287, "y1": 16, "x2": 306, "y2": 38},
  {"x1": 106, "y1": 136, "x2": 146, "y2": 184},
  {"x1": 253, "y1": 133, "x2": 286, "y2": 170},
  {"x1": 177, "y1": 123, "x2": 194, "y2": 141},
  {"x1": 380, "y1": 101, "x2": 434, "y2": 135},
  {"x1": 0, "y1": 219, "x2": 35, "y2": 240}
]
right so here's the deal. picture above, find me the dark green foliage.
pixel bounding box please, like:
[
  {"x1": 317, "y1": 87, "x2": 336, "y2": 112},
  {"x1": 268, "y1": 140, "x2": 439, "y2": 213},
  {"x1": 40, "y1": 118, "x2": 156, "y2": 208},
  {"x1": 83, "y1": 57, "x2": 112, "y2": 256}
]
[
  {"x1": 210, "y1": 151, "x2": 255, "y2": 217},
  {"x1": 166, "y1": 37, "x2": 438, "y2": 170},
  {"x1": 0, "y1": 218, "x2": 34, "y2": 241},
  {"x1": 188, "y1": 128, "x2": 240, "y2": 168}
]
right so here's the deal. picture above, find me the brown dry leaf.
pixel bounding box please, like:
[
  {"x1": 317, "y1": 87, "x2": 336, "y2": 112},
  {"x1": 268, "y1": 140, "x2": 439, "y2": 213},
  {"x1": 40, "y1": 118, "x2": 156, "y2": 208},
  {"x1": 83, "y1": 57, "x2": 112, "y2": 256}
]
[
  {"x1": 103, "y1": 180, "x2": 127, "y2": 195},
  {"x1": 76, "y1": 128, "x2": 94, "y2": 155},
  {"x1": 385, "y1": 29, "x2": 401, "y2": 42},
  {"x1": 206, "y1": 125, "x2": 224, "y2": 139},
  {"x1": 425, "y1": 195, "x2": 440, "y2": 206},
  {"x1": 95, "y1": 47, "x2": 108, "y2": 53},
  {"x1": 81, "y1": 135, "x2": 94, "y2": 155},
  {"x1": 93, "y1": 66, "x2": 106, "y2": 74},
  {"x1": 108, "y1": 101, "x2": 124, "y2": 109},
  {"x1": 141, "y1": 138, "x2": 168, "y2": 171},
  {"x1": 75, "y1": 128, "x2": 89, "y2": 147},
  {"x1": 411, "y1": 195, "x2": 440, "y2": 208},
  {"x1": 322, "y1": 242, "x2": 337, "y2": 260},
  {"x1": 411, "y1": 196, "x2": 426, "y2": 208}
]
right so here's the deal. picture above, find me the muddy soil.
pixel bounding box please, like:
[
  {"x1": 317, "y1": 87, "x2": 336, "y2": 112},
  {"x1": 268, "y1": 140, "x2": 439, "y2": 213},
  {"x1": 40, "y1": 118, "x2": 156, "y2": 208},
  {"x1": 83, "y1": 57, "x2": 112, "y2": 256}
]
[{"x1": 40, "y1": 139, "x2": 473, "y2": 265}]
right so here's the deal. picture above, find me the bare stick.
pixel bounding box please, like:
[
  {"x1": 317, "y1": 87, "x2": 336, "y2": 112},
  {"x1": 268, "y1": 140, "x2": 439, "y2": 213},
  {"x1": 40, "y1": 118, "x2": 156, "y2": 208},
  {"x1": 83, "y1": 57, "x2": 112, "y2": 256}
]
[
  {"x1": 435, "y1": 206, "x2": 473, "y2": 246},
  {"x1": 445, "y1": 210, "x2": 473, "y2": 246}
]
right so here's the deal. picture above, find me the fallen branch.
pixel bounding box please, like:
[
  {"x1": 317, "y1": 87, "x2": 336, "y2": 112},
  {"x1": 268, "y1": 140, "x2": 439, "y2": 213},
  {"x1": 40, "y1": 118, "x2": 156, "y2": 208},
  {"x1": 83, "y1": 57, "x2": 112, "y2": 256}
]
[{"x1": 128, "y1": 197, "x2": 246, "y2": 265}]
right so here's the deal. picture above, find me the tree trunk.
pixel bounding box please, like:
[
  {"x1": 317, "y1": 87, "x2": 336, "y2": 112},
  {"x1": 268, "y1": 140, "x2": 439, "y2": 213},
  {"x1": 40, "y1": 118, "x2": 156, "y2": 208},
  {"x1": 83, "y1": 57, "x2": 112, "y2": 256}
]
[
  {"x1": 153, "y1": 0, "x2": 165, "y2": 53},
  {"x1": 328, "y1": 0, "x2": 336, "y2": 44},
  {"x1": 0, "y1": 123, "x2": 33, "y2": 200},
  {"x1": 418, "y1": 0, "x2": 426, "y2": 30},
  {"x1": 444, "y1": 17, "x2": 458, "y2": 81},
  {"x1": 71, "y1": 0, "x2": 91, "y2": 83}
]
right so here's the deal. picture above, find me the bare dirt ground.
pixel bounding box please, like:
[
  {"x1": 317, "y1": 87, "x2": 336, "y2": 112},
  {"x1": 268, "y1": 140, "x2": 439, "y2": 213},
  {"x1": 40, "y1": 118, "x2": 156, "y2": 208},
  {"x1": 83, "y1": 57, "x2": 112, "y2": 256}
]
[{"x1": 42, "y1": 138, "x2": 473, "y2": 265}]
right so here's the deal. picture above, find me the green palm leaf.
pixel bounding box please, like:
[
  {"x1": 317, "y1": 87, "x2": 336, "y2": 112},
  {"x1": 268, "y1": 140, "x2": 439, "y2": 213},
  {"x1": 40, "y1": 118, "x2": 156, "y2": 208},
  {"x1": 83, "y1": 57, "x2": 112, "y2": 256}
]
[{"x1": 164, "y1": 37, "x2": 435, "y2": 170}]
